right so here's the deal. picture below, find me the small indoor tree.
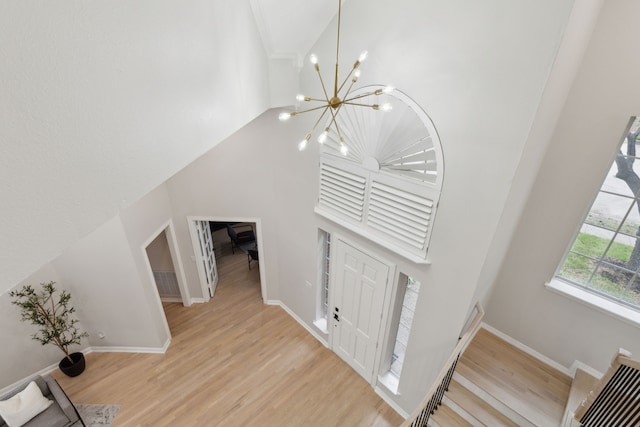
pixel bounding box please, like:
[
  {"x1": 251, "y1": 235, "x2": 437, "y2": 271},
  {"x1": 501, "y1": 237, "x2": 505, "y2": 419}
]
[{"x1": 10, "y1": 281, "x2": 89, "y2": 376}]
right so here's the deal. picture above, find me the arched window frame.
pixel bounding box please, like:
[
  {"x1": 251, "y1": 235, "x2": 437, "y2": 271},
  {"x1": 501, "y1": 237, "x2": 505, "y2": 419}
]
[{"x1": 315, "y1": 87, "x2": 444, "y2": 263}]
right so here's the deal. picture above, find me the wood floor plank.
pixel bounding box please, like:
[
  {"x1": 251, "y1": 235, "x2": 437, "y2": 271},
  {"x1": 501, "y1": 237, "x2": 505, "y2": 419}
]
[
  {"x1": 446, "y1": 379, "x2": 518, "y2": 426},
  {"x1": 430, "y1": 403, "x2": 473, "y2": 427},
  {"x1": 457, "y1": 328, "x2": 571, "y2": 427},
  {"x1": 51, "y1": 248, "x2": 403, "y2": 427}
]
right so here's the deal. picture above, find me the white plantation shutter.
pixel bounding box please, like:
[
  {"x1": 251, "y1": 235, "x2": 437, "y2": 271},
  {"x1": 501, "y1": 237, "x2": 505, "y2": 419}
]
[
  {"x1": 367, "y1": 181, "x2": 436, "y2": 252},
  {"x1": 318, "y1": 162, "x2": 367, "y2": 222},
  {"x1": 315, "y1": 86, "x2": 443, "y2": 262}
]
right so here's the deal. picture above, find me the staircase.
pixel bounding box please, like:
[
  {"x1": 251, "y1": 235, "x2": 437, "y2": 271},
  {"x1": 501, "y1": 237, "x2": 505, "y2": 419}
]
[{"x1": 427, "y1": 327, "x2": 573, "y2": 427}]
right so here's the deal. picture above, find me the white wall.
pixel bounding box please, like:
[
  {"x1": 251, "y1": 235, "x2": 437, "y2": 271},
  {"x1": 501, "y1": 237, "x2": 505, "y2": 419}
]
[
  {"x1": 0, "y1": 184, "x2": 183, "y2": 388},
  {"x1": 0, "y1": 0, "x2": 594, "y2": 415},
  {"x1": 301, "y1": 0, "x2": 574, "y2": 412},
  {"x1": 163, "y1": 0, "x2": 575, "y2": 413},
  {"x1": 165, "y1": 112, "x2": 290, "y2": 302},
  {"x1": 485, "y1": 0, "x2": 640, "y2": 373},
  {"x1": 0, "y1": 264, "x2": 73, "y2": 386},
  {"x1": 0, "y1": 0, "x2": 270, "y2": 295},
  {"x1": 54, "y1": 215, "x2": 167, "y2": 350}
]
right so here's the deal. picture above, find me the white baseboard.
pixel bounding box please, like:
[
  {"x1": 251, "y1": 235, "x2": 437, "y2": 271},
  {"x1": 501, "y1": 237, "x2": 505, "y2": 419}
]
[
  {"x1": 89, "y1": 338, "x2": 171, "y2": 354},
  {"x1": 266, "y1": 300, "x2": 329, "y2": 348},
  {"x1": 0, "y1": 339, "x2": 172, "y2": 396},
  {"x1": 374, "y1": 385, "x2": 409, "y2": 419},
  {"x1": 481, "y1": 323, "x2": 571, "y2": 376},
  {"x1": 160, "y1": 297, "x2": 183, "y2": 303},
  {"x1": 0, "y1": 363, "x2": 59, "y2": 396},
  {"x1": 190, "y1": 298, "x2": 206, "y2": 304},
  {"x1": 0, "y1": 346, "x2": 95, "y2": 395},
  {"x1": 569, "y1": 360, "x2": 603, "y2": 379}
]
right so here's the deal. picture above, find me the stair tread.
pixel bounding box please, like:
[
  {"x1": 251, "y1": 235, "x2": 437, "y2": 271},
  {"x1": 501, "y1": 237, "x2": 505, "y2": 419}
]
[
  {"x1": 457, "y1": 328, "x2": 571, "y2": 427},
  {"x1": 431, "y1": 402, "x2": 473, "y2": 427},
  {"x1": 447, "y1": 378, "x2": 519, "y2": 426}
]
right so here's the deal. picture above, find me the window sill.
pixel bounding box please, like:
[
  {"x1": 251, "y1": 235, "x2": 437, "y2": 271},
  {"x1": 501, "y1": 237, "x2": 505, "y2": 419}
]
[
  {"x1": 546, "y1": 279, "x2": 640, "y2": 328},
  {"x1": 313, "y1": 318, "x2": 328, "y2": 334},
  {"x1": 378, "y1": 371, "x2": 400, "y2": 395}
]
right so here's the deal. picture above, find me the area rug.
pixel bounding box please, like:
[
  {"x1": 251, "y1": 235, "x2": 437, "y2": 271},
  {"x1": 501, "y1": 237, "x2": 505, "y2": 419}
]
[{"x1": 75, "y1": 404, "x2": 120, "y2": 426}]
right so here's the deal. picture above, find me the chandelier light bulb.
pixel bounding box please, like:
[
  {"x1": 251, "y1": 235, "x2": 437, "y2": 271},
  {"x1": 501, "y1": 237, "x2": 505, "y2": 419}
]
[
  {"x1": 318, "y1": 131, "x2": 328, "y2": 144},
  {"x1": 298, "y1": 134, "x2": 311, "y2": 151},
  {"x1": 279, "y1": 112, "x2": 292, "y2": 122},
  {"x1": 277, "y1": 1, "x2": 394, "y2": 154}
]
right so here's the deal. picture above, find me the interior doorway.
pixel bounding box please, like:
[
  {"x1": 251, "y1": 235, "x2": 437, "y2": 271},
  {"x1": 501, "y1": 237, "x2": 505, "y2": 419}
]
[
  {"x1": 146, "y1": 230, "x2": 182, "y2": 303},
  {"x1": 144, "y1": 222, "x2": 189, "y2": 307},
  {"x1": 188, "y1": 217, "x2": 266, "y2": 302}
]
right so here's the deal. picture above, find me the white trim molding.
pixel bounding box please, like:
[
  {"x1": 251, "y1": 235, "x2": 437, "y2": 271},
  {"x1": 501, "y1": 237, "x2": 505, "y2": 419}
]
[
  {"x1": 0, "y1": 339, "x2": 171, "y2": 396},
  {"x1": 569, "y1": 360, "x2": 603, "y2": 379},
  {"x1": 266, "y1": 300, "x2": 329, "y2": 348},
  {"x1": 374, "y1": 385, "x2": 409, "y2": 419},
  {"x1": 546, "y1": 279, "x2": 640, "y2": 329}
]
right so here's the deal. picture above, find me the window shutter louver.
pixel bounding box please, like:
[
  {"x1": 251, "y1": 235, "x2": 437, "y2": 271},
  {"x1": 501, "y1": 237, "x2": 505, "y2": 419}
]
[
  {"x1": 367, "y1": 181, "x2": 435, "y2": 252},
  {"x1": 318, "y1": 162, "x2": 367, "y2": 222}
]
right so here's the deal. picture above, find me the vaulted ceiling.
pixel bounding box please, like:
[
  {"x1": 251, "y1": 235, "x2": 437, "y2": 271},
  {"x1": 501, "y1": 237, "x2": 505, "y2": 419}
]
[{"x1": 250, "y1": 0, "x2": 348, "y2": 60}]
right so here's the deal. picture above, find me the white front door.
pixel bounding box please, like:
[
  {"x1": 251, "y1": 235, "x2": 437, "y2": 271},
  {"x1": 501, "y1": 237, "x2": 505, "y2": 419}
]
[
  {"x1": 331, "y1": 239, "x2": 391, "y2": 383},
  {"x1": 195, "y1": 220, "x2": 218, "y2": 297}
]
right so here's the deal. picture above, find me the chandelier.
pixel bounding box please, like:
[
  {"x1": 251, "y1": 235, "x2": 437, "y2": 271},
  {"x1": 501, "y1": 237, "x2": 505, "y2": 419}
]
[{"x1": 278, "y1": 0, "x2": 393, "y2": 154}]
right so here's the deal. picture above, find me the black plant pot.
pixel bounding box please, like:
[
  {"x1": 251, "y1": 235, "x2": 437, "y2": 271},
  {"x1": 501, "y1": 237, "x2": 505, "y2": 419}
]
[{"x1": 59, "y1": 352, "x2": 86, "y2": 377}]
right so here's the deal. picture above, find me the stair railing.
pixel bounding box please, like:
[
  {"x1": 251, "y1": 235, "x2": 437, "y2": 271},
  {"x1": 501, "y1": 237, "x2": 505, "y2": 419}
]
[
  {"x1": 400, "y1": 303, "x2": 485, "y2": 427},
  {"x1": 573, "y1": 349, "x2": 640, "y2": 426}
]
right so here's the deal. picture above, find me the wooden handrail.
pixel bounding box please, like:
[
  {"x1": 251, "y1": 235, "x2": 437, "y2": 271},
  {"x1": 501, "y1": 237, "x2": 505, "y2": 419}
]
[{"x1": 400, "y1": 303, "x2": 485, "y2": 427}]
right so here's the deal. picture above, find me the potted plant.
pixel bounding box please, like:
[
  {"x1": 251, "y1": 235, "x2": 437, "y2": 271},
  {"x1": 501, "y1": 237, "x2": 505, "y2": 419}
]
[{"x1": 10, "y1": 281, "x2": 89, "y2": 377}]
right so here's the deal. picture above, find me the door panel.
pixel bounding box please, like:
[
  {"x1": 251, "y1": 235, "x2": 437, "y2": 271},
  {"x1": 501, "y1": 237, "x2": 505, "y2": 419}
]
[
  {"x1": 195, "y1": 220, "x2": 218, "y2": 297},
  {"x1": 331, "y1": 239, "x2": 390, "y2": 383}
]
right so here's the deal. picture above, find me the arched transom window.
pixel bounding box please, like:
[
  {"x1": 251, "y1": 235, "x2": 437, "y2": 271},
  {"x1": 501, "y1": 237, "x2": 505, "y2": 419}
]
[{"x1": 315, "y1": 87, "x2": 444, "y2": 263}]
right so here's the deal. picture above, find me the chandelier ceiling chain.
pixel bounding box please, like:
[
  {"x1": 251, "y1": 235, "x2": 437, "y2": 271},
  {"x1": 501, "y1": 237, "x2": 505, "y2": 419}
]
[{"x1": 278, "y1": 0, "x2": 394, "y2": 154}]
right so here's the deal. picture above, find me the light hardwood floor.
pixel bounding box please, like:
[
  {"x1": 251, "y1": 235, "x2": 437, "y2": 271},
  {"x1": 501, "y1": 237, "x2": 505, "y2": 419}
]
[
  {"x1": 456, "y1": 328, "x2": 572, "y2": 426},
  {"x1": 52, "y1": 247, "x2": 403, "y2": 427}
]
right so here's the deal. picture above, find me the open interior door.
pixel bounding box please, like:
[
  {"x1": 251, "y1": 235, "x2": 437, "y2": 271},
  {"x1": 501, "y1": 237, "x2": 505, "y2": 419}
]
[{"x1": 194, "y1": 220, "x2": 218, "y2": 298}]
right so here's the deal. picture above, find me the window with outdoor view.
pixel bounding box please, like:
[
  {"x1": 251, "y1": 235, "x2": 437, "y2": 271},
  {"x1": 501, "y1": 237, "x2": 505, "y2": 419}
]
[{"x1": 556, "y1": 117, "x2": 640, "y2": 309}]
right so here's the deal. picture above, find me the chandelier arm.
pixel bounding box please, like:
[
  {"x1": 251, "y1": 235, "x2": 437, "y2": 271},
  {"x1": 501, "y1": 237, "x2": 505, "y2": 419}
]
[
  {"x1": 294, "y1": 104, "x2": 333, "y2": 115},
  {"x1": 327, "y1": 106, "x2": 346, "y2": 144},
  {"x1": 325, "y1": 97, "x2": 347, "y2": 131},
  {"x1": 337, "y1": 66, "x2": 358, "y2": 94},
  {"x1": 342, "y1": 91, "x2": 380, "y2": 103},
  {"x1": 334, "y1": 119, "x2": 345, "y2": 145},
  {"x1": 316, "y1": 68, "x2": 332, "y2": 103},
  {"x1": 310, "y1": 106, "x2": 331, "y2": 133},
  {"x1": 342, "y1": 102, "x2": 380, "y2": 108},
  {"x1": 338, "y1": 78, "x2": 358, "y2": 104}
]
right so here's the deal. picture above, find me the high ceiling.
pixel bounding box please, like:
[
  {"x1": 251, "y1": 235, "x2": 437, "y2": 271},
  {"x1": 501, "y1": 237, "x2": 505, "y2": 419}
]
[{"x1": 249, "y1": 0, "x2": 347, "y2": 61}]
